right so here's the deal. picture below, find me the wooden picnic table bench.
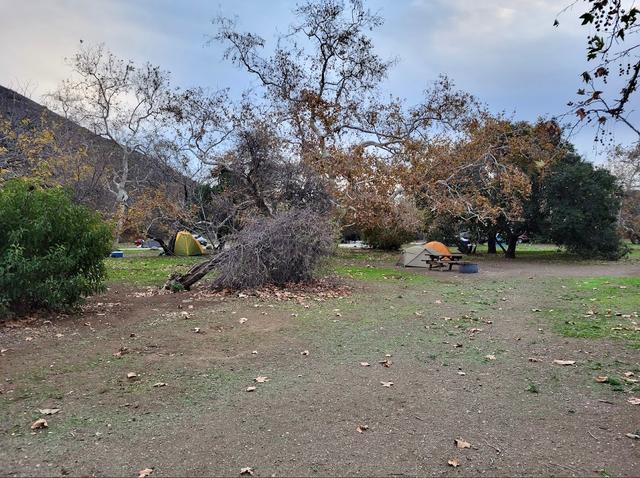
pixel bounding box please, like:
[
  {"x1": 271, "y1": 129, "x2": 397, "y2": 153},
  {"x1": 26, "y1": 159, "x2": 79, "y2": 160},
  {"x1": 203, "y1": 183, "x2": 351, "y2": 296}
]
[{"x1": 423, "y1": 252, "x2": 463, "y2": 270}]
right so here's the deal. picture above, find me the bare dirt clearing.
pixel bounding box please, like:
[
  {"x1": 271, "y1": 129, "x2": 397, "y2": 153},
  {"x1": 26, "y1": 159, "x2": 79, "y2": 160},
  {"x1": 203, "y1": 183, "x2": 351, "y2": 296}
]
[{"x1": 1, "y1": 251, "x2": 639, "y2": 477}]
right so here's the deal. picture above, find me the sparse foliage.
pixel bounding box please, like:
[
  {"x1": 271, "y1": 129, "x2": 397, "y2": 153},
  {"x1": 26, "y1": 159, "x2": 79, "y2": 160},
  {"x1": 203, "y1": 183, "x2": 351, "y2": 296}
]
[{"x1": 558, "y1": 0, "x2": 640, "y2": 141}]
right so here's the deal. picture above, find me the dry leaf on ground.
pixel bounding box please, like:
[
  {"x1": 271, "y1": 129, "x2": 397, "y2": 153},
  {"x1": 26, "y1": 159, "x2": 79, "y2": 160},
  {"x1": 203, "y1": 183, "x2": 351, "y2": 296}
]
[
  {"x1": 138, "y1": 468, "x2": 153, "y2": 478},
  {"x1": 127, "y1": 372, "x2": 138, "y2": 379},
  {"x1": 30, "y1": 418, "x2": 48, "y2": 429},
  {"x1": 454, "y1": 438, "x2": 471, "y2": 449},
  {"x1": 447, "y1": 458, "x2": 460, "y2": 467},
  {"x1": 553, "y1": 359, "x2": 576, "y2": 365},
  {"x1": 625, "y1": 432, "x2": 639, "y2": 439},
  {"x1": 38, "y1": 408, "x2": 60, "y2": 415},
  {"x1": 627, "y1": 397, "x2": 640, "y2": 405},
  {"x1": 594, "y1": 376, "x2": 608, "y2": 383},
  {"x1": 153, "y1": 382, "x2": 167, "y2": 388}
]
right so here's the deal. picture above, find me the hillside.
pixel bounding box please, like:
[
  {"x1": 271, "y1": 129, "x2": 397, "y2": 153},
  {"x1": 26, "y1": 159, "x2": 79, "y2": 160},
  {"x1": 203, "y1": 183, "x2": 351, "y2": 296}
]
[{"x1": 0, "y1": 85, "x2": 190, "y2": 219}]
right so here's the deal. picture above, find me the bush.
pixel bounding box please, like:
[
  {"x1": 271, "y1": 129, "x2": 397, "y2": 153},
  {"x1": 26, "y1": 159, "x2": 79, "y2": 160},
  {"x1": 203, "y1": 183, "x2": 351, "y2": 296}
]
[
  {"x1": 0, "y1": 179, "x2": 113, "y2": 315},
  {"x1": 211, "y1": 209, "x2": 336, "y2": 290},
  {"x1": 541, "y1": 155, "x2": 628, "y2": 260}
]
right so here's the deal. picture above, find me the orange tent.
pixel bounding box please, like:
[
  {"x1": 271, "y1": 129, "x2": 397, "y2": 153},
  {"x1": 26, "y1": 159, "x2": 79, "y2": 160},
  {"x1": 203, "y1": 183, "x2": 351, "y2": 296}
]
[{"x1": 423, "y1": 241, "x2": 453, "y2": 256}]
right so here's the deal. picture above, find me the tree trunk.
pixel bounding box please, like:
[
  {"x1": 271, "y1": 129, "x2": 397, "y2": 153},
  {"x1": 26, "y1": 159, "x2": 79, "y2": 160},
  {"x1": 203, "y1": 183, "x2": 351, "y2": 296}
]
[
  {"x1": 487, "y1": 234, "x2": 497, "y2": 254},
  {"x1": 114, "y1": 202, "x2": 128, "y2": 246},
  {"x1": 505, "y1": 235, "x2": 518, "y2": 259},
  {"x1": 164, "y1": 255, "x2": 218, "y2": 291}
]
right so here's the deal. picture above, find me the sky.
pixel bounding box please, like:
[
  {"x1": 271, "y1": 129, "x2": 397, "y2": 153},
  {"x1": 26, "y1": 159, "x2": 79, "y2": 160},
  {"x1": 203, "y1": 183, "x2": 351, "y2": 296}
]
[{"x1": 0, "y1": 0, "x2": 636, "y2": 163}]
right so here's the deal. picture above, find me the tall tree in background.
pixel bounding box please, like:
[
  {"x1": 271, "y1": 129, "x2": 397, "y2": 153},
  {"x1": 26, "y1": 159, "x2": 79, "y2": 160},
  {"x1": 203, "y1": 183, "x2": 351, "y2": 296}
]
[
  {"x1": 47, "y1": 45, "x2": 173, "y2": 243},
  {"x1": 608, "y1": 143, "x2": 640, "y2": 241},
  {"x1": 557, "y1": 0, "x2": 639, "y2": 142}
]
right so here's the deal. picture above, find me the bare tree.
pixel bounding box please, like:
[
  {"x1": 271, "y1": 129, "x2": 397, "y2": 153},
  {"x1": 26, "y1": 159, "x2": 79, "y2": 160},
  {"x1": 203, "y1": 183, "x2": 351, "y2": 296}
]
[
  {"x1": 608, "y1": 143, "x2": 640, "y2": 241},
  {"x1": 213, "y1": 0, "x2": 476, "y2": 162},
  {"x1": 47, "y1": 44, "x2": 172, "y2": 243},
  {"x1": 557, "y1": 0, "x2": 640, "y2": 142}
]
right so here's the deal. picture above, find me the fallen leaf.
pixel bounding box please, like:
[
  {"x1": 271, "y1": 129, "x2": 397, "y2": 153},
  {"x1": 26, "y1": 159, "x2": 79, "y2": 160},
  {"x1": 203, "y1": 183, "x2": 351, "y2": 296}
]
[
  {"x1": 301, "y1": 350, "x2": 309, "y2": 356},
  {"x1": 127, "y1": 372, "x2": 138, "y2": 379},
  {"x1": 138, "y1": 468, "x2": 154, "y2": 478},
  {"x1": 454, "y1": 438, "x2": 471, "y2": 449},
  {"x1": 447, "y1": 458, "x2": 460, "y2": 467},
  {"x1": 627, "y1": 397, "x2": 640, "y2": 405},
  {"x1": 380, "y1": 381, "x2": 394, "y2": 388},
  {"x1": 625, "y1": 432, "x2": 640, "y2": 439},
  {"x1": 594, "y1": 376, "x2": 608, "y2": 383},
  {"x1": 239, "y1": 318, "x2": 248, "y2": 324},
  {"x1": 38, "y1": 408, "x2": 60, "y2": 415},
  {"x1": 359, "y1": 362, "x2": 370, "y2": 367},
  {"x1": 240, "y1": 467, "x2": 254, "y2": 476},
  {"x1": 553, "y1": 360, "x2": 576, "y2": 366},
  {"x1": 254, "y1": 376, "x2": 269, "y2": 383},
  {"x1": 30, "y1": 418, "x2": 48, "y2": 429},
  {"x1": 356, "y1": 425, "x2": 369, "y2": 433},
  {"x1": 153, "y1": 382, "x2": 167, "y2": 388},
  {"x1": 246, "y1": 386, "x2": 256, "y2": 392},
  {"x1": 484, "y1": 354, "x2": 496, "y2": 361}
]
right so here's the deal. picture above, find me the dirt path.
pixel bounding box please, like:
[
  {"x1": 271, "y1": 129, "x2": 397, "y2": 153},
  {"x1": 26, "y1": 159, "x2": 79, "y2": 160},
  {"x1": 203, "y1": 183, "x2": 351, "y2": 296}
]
[{"x1": 1, "y1": 260, "x2": 639, "y2": 476}]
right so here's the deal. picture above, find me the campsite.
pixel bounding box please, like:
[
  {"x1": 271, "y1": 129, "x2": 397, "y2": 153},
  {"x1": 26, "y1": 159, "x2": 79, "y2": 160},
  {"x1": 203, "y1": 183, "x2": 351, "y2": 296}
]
[
  {"x1": 1, "y1": 244, "x2": 640, "y2": 476},
  {"x1": 1, "y1": 0, "x2": 640, "y2": 477}
]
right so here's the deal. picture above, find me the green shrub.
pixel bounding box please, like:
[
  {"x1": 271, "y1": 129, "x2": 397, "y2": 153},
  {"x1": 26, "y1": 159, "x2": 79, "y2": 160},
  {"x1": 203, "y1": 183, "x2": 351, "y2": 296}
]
[{"x1": 0, "y1": 179, "x2": 112, "y2": 315}]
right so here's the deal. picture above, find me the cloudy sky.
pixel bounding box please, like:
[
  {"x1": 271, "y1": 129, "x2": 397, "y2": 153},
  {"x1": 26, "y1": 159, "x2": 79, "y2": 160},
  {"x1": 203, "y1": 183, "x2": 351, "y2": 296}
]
[{"x1": 0, "y1": 0, "x2": 635, "y2": 162}]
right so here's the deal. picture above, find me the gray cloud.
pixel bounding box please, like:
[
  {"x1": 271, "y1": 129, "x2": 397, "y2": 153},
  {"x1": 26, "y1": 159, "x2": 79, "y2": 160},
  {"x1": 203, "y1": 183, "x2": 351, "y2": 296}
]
[{"x1": 0, "y1": 0, "x2": 634, "y2": 161}]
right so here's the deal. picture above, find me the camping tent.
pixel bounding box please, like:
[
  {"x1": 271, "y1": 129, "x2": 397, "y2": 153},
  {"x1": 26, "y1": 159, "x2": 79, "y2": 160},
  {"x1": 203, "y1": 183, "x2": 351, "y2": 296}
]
[
  {"x1": 142, "y1": 238, "x2": 162, "y2": 249},
  {"x1": 174, "y1": 231, "x2": 206, "y2": 256},
  {"x1": 424, "y1": 240, "x2": 453, "y2": 256},
  {"x1": 399, "y1": 245, "x2": 432, "y2": 268}
]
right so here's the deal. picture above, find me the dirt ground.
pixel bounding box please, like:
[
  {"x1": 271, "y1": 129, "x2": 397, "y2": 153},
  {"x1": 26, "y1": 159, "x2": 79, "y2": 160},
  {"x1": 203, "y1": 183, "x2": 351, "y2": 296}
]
[{"x1": 1, "y1": 255, "x2": 639, "y2": 477}]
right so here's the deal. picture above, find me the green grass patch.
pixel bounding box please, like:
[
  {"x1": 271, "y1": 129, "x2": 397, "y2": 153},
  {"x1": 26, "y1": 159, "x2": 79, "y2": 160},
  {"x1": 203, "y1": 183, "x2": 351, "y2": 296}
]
[
  {"x1": 334, "y1": 265, "x2": 433, "y2": 283},
  {"x1": 106, "y1": 255, "x2": 205, "y2": 286},
  {"x1": 547, "y1": 276, "x2": 640, "y2": 348}
]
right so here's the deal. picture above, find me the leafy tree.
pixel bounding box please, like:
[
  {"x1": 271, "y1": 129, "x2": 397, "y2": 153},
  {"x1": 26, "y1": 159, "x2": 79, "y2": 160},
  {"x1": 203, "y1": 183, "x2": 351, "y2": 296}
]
[
  {"x1": 541, "y1": 153, "x2": 627, "y2": 259},
  {"x1": 0, "y1": 179, "x2": 112, "y2": 315},
  {"x1": 406, "y1": 117, "x2": 564, "y2": 258}
]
